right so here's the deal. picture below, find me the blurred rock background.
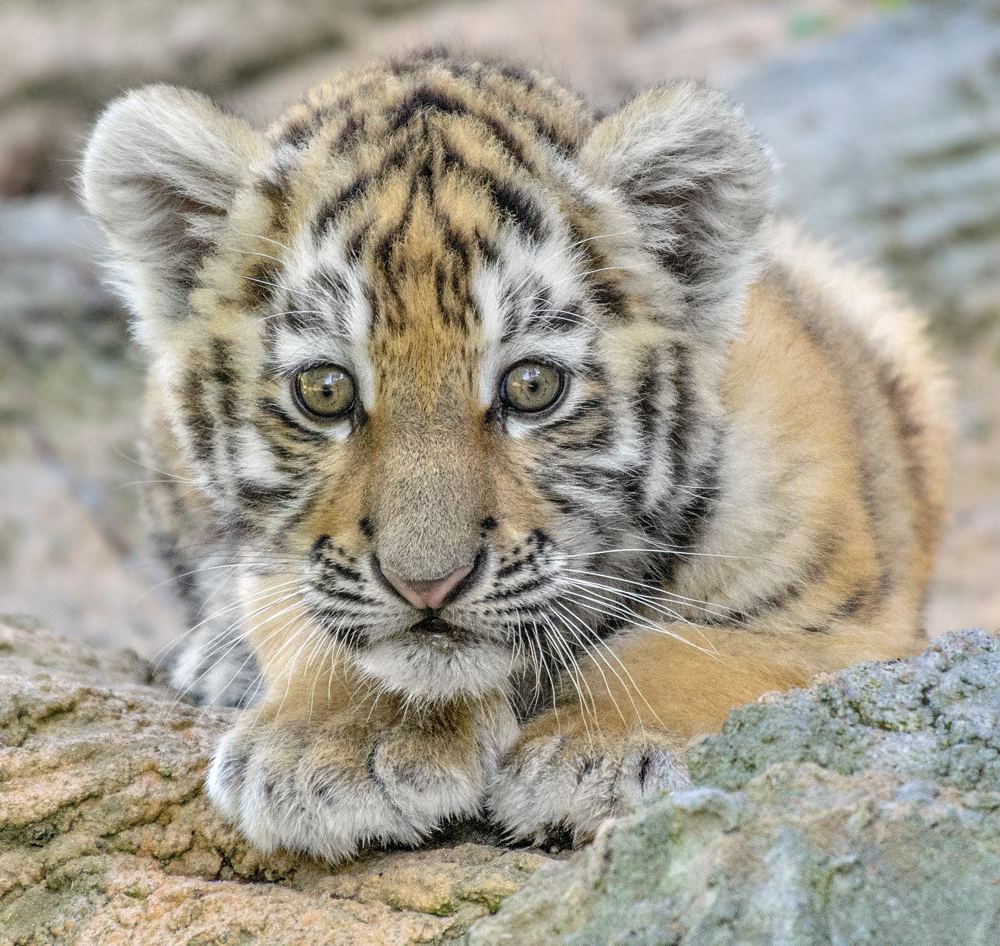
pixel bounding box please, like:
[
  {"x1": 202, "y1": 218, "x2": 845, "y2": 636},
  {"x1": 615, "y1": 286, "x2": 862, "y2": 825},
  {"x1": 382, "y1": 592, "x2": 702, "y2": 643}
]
[{"x1": 0, "y1": 0, "x2": 996, "y2": 658}]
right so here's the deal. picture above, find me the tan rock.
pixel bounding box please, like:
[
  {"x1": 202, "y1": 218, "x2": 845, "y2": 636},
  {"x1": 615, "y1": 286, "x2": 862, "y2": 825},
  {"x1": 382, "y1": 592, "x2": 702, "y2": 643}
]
[{"x1": 0, "y1": 619, "x2": 551, "y2": 945}]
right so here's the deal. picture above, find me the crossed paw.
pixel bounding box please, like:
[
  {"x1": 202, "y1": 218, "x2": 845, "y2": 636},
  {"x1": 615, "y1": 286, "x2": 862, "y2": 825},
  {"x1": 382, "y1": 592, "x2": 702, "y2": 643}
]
[{"x1": 207, "y1": 703, "x2": 688, "y2": 860}]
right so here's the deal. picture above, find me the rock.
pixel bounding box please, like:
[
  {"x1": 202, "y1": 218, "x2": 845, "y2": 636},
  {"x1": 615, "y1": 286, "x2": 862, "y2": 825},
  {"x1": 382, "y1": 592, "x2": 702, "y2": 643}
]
[
  {"x1": 688, "y1": 627, "x2": 1000, "y2": 793},
  {"x1": 7, "y1": 617, "x2": 1000, "y2": 944},
  {"x1": 0, "y1": 196, "x2": 184, "y2": 657},
  {"x1": 732, "y1": 0, "x2": 1000, "y2": 346},
  {"x1": 0, "y1": 618, "x2": 551, "y2": 945},
  {"x1": 465, "y1": 629, "x2": 1000, "y2": 945},
  {"x1": 0, "y1": 0, "x2": 877, "y2": 196}
]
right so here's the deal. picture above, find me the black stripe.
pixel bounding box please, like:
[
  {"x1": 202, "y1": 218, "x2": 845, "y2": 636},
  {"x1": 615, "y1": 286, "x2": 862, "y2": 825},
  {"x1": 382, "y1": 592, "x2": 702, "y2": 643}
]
[
  {"x1": 332, "y1": 113, "x2": 365, "y2": 152},
  {"x1": 389, "y1": 86, "x2": 472, "y2": 133},
  {"x1": 256, "y1": 398, "x2": 328, "y2": 444},
  {"x1": 313, "y1": 146, "x2": 411, "y2": 236},
  {"x1": 650, "y1": 444, "x2": 722, "y2": 587},
  {"x1": 667, "y1": 343, "x2": 694, "y2": 487},
  {"x1": 181, "y1": 369, "x2": 214, "y2": 464},
  {"x1": 636, "y1": 348, "x2": 661, "y2": 455},
  {"x1": 321, "y1": 559, "x2": 364, "y2": 584},
  {"x1": 875, "y1": 363, "x2": 929, "y2": 512},
  {"x1": 484, "y1": 575, "x2": 546, "y2": 599},
  {"x1": 257, "y1": 170, "x2": 291, "y2": 235},
  {"x1": 535, "y1": 300, "x2": 587, "y2": 334},
  {"x1": 573, "y1": 234, "x2": 629, "y2": 319},
  {"x1": 709, "y1": 537, "x2": 843, "y2": 627},
  {"x1": 314, "y1": 176, "x2": 371, "y2": 235},
  {"x1": 272, "y1": 303, "x2": 327, "y2": 336},
  {"x1": 482, "y1": 175, "x2": 546, "y2": 240},
  {"x1": 242, "y1": 260, "x2": 280, "y2": 308},
  {"x1": 479, "y1": 113, "x2": 535, "y2": 173},
  {"x1": 278, "y1": 117, "x2": 315, "y2": 148},
  {"x1": 211, "y1": 337, "x2": 238, "y2": 426},
  {"x1": 234, "y1": 478, "x2": 296, "y2": 510}
]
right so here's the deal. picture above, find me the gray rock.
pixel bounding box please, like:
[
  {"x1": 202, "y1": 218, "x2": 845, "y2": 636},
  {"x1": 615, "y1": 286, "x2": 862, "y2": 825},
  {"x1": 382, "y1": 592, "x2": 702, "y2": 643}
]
[
  {"x1": 732, "y1": 0, "x2": 1000, "y2": 342},
  {"x1": 0, "y1": 196, "x2": 117, "y2": 329},
  {"x1": 689, "y1": 628, "x2": 1000, "y2": 793},
  {"x1": 466, "y1": 631, "x2": 1000, "y2": 945}
]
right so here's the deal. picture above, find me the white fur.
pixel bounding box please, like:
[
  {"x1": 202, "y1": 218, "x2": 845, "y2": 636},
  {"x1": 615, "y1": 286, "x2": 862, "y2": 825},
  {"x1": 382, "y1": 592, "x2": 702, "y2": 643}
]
[
  {"x1": 580, "y1": 81, "x2": 772, "y2": 343},
  {"x1": 81, "y1": 86, "x2": 266, "y2": 343},
  {"x1": 207, "y1": 700, "x2": 519, "y2": 862}
]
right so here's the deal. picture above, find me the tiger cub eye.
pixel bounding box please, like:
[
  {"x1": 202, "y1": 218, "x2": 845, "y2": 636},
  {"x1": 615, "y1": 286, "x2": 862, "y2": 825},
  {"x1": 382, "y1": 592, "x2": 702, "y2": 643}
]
[
  {"x1": 293, "y1": 365, "x2": 356, "y2": 419},
  {"x1": 501, "y1": 360, "x2": 564, "y2": 413}
]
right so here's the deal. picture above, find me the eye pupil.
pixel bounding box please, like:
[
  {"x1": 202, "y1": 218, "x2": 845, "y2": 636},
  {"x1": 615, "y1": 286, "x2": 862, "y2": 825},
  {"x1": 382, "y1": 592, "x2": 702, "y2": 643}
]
[
  {"x1": 294, "y1": 365, "x2": 356, "y2": 419},
  {"x1": 502, "y1": 360, "x2": 564, "y2": 414}
]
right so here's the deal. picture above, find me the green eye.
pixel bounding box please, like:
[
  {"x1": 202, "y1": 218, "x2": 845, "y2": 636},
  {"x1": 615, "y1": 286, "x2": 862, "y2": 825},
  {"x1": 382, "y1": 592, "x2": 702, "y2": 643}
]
[
  {"x1": 293, "y1": 365, "x2": 356, "y2": 419},
  {"x1": 501, "y1": 360, "x2": 565, "y2": 414}
]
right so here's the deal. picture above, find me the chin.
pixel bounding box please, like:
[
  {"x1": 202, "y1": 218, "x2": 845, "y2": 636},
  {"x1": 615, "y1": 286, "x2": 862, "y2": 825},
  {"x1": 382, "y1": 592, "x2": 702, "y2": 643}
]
[{"x1": 354, "y1": 631, "x2": 515, "y2": 702}]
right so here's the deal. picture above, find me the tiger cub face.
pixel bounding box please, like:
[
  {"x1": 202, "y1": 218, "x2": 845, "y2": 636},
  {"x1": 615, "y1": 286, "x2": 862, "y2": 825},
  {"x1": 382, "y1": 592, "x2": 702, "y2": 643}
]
[{"x1": 83, "y1": 55, "x2": 770, "y2": 703}]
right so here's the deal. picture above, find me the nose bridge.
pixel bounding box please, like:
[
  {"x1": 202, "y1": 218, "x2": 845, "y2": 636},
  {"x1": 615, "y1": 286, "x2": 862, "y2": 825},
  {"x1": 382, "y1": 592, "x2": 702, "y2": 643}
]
[{"x1": 373, "y1": 395, "x2": 486, "y2": 581}]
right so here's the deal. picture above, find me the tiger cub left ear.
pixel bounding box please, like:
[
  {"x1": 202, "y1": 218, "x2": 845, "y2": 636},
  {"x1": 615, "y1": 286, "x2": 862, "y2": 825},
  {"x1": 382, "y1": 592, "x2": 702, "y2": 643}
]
[
  {"x1": 81, "y1": 85, "x2": 267, "y2": 342},
  {"x1": 580, "y1": 82, "x2": 773, "y2": 329}
]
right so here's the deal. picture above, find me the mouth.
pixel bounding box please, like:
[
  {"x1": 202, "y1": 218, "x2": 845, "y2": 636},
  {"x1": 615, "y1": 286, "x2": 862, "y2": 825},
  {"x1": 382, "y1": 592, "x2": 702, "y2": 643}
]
[
  {"x1": 407, "y1": 615, "x2": 472, "y2": 650},
  {"x1": 356, "y1": 614, "x2": 513, "y2": 699}
]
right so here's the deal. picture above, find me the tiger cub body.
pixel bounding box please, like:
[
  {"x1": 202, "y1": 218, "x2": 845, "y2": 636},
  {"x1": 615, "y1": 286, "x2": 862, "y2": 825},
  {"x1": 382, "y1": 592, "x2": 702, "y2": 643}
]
[{"x1": 82, "y1": 53, "x2": 950, "y2": 859}]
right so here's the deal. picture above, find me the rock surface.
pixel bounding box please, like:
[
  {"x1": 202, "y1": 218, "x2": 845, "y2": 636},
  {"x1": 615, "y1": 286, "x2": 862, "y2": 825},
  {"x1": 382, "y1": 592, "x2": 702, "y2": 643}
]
[
  {"x1": 734, "y1": 0, "x2": 1000, "y2": 347},
  {"x1": 6, "y1": 618, "x2": 1000, "y2": 945},
  {"x1": 0, "y1": 0, "x2": 878, "y2": 195},
  {"x1": 0, "y1": 616, "x2": 551, "y2": 945},
  {"x1": 466, "y1": 629, "x2": 1000, "y2": 945}
]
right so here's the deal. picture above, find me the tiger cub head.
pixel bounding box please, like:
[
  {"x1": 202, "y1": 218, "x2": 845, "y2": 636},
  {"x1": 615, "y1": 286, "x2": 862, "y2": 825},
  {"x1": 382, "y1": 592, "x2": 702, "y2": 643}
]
[{"x1": 83, "y1": 54, "x2": 771, "y2": 703}]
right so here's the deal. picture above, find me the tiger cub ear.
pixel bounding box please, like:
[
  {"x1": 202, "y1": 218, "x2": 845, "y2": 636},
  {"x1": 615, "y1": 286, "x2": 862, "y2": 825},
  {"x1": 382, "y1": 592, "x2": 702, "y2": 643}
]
[
  {"x1": 81, "y1": 85, "x2": 266, "y2": 337},
  {"x1": 579, "y1": 82, "x2": 772, "y2": 332}
]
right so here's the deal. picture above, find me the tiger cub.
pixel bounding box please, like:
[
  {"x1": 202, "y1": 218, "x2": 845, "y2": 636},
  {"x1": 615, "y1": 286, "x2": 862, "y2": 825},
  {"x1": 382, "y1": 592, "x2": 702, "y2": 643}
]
[{"x1": 82, "y1": 52, "x2": 950, "y2": 860}]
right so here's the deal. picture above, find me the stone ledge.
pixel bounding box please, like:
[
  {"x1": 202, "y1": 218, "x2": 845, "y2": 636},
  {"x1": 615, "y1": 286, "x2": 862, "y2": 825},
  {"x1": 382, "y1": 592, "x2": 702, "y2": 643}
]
[
  {"x1": 0, "y1": 618, "x2": 550, "y2": 945},
  {"x1": 466, "y1": 629, "x2": 1000, "y2": 945}
]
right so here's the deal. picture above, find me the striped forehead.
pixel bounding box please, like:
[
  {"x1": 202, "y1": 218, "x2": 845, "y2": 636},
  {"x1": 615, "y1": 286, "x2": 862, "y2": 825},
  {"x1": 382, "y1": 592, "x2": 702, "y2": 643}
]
[
  {"x1": 261, "y1": 81, "x2": 612, "y2": 405},
  {"x1": 265, "y1": 227, "x2": 377, "y2": 404},
  {"x1": 264, "y1": 216, "x2": 603, "y2": 413}
]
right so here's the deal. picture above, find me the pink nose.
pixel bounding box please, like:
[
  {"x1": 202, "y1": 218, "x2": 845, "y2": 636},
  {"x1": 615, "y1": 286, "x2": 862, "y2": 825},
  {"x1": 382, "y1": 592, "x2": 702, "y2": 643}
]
[{"x1": 382, "y1": 564, "x2": 473, "y2": 610}]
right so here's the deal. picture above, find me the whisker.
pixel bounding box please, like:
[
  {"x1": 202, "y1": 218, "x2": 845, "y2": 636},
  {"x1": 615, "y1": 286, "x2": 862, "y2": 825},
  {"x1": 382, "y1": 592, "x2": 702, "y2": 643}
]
[
  {"x1": 549, "y1": 603, "x2": 627, "y2": 732},
  {"x1": 540, "y1": 614, "x2": 597, "y2": 739},
  {"x1": 558, "y1": 585, "x2": 717, "y2": 656},
  {"x1": 563, "y1": 569, "x2": 731, "y2": 620}
]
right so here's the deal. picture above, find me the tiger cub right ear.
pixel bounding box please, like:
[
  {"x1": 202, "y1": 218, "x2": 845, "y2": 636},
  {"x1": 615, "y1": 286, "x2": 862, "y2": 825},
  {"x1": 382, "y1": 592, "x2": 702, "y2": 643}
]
[
  {"x1": 81, "y1": 86, "x2": 266, "y2": 339},
  {"x1": 579, "y1": 81, "x2": 773, "y2": 337}
]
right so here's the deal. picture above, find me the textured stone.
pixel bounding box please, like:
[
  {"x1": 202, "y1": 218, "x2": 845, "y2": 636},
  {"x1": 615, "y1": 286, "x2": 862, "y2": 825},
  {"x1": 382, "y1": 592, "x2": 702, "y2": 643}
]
[
  {"x1": 0, "y1": 0, "x2": 878, "y2": 196},
  {"x1": 0, "y1": 618, "x2": 551, "y2": 945},
  {"x1": 466, "y1": 630, "x2": 1000, "y2": 945},
  {"x1": 689, "y1": 628, "x2": 1000, "y2": 793},
  {"x1": 733, "y1": 0, "x2": 1000, "y2": 345}
]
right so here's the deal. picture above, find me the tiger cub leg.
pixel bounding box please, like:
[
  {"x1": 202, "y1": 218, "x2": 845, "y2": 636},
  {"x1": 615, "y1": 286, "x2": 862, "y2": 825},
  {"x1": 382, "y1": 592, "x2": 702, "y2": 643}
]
[
  {"x1": 207, "y1": 668, "x2": 518, "y2": 862},
  {"x1": 488, "y1": 625, "x2": 883, "y2": 845}
]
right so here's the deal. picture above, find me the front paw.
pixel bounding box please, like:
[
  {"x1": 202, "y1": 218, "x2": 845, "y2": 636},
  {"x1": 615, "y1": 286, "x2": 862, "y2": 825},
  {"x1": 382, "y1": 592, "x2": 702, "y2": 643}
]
[
  {"x1": 207, "y1": 702, "x2": 516, "y2": 862},
  {"x1": 487, "y1": 728, "x2": 690, "y2": 847}
]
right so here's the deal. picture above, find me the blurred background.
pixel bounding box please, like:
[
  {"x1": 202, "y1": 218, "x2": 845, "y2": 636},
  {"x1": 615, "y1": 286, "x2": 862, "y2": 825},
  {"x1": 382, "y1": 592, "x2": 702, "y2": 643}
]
[{"x1": 0, "y1": 0, "x2": 997, "y2": 659}]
